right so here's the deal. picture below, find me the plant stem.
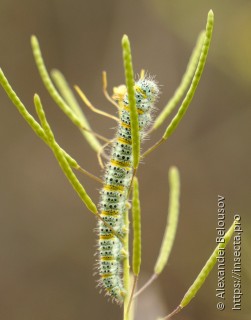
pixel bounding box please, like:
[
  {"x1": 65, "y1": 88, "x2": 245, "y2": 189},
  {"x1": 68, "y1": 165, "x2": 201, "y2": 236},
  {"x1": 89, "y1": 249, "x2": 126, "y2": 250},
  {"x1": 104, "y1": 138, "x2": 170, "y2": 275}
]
[{"x1": 123, "y1": 208, "x2": 130, "y2": 320}]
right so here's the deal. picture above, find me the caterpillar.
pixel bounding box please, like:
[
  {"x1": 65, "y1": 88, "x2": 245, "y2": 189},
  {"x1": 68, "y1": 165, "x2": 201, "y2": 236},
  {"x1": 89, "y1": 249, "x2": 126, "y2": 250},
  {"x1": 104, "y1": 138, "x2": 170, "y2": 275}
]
[{"x1": 97, "y1": 76, "x2": 159, "y2": 303}]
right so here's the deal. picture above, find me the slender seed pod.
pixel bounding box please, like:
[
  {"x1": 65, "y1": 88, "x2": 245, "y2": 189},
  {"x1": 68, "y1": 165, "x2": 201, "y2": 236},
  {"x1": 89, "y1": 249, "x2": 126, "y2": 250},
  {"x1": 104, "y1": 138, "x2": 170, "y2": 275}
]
[
  {"x1": 31, "y1": 36, "x2": 101, "y2": 153},
  {"x1": 132, "y1": 177, "x2": 141, "y2": 276},
  {"x1": 34, "y1": 94, "x2": 98, "y2": 215},
  {"x1": 154, "y1": 166, "x2": 180, "y2": 275}
]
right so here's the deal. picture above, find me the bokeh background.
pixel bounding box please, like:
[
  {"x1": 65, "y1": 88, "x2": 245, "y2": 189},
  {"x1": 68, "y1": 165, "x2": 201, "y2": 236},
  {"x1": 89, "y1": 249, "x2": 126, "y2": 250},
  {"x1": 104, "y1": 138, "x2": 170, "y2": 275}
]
[{"x1": 0, "y1": 1, "x2": 250, "y2": 319}]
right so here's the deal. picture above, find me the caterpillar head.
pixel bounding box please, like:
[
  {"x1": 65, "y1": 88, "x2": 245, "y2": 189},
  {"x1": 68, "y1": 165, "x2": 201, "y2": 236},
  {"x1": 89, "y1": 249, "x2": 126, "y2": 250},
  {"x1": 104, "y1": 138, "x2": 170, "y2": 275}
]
[{"x1": 135, "y1": 78, "x2": 159, "y2": 103}]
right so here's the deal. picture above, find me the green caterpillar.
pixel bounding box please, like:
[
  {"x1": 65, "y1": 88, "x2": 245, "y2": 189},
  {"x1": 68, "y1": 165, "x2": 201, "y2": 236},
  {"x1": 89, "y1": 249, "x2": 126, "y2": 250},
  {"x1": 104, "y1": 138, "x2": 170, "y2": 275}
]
[{"x1": 97, "y1": 77, "x2": 159, "y2": 303}]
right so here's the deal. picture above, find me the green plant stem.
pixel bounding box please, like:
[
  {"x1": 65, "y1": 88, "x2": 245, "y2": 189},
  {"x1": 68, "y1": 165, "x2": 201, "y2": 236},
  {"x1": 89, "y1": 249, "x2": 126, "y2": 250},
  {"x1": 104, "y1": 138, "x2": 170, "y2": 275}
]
[
  {"x1": 154, "y1": 167, "x2": 180, "y2": 274},
  {"x1": 0, "y1": 68, "x2": 78, "y2": 169},
  {"x1": 132, "y1": 177, "x2": 141, "y2": 276},
  {"x1": 162, "y1": 10, "x2": 214, "y2": 142},
  {"x1": 180, "y1": 219, "x2": 236, "y2": 308},
  {"x1": 31, "y1": 35, "x2": 103, "y2": 156},
  {"x1": 34, "y1": 94, "x2": 98, "y2": 214},
  {"x1": 142, "y1": 10, "x2": 214, "y2": 159},
  {"x1": 126, "y1": 177, "x2": 141, "y2": 316},
  {"x1": 123, "y1": 208, "x2": 130, "y2": 320},
  {"x1": 151, "y1": 31, "x2": 205, "y2": 131},
  {"x1": 122, "y1": 35, "x2": 140, "y2": 170},
  {"x1": 31, "y1": 36, "x2": 84, "y2": 128},
  {"x1": 51, "y1": 69, "x2": 102, "y2": 152},
  {"x1": 159, "y1": 219, "x2": 237, "y2": 320},
  {"x1": 134, "y1": 167, "x2": 180, "y2": 298}
]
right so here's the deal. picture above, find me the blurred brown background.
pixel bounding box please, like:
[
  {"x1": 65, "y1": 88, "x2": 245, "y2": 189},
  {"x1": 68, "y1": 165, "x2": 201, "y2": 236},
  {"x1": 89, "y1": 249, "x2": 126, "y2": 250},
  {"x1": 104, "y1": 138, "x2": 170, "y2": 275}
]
[{"x1": 0, "y1": 1, "x2": 250, "y2": 320}]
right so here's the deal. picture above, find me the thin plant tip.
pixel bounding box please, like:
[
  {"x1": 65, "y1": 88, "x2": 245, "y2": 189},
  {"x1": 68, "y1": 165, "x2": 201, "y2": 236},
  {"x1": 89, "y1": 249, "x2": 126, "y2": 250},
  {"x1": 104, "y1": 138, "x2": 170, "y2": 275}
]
[
  {"x1": 31, "y1": 34, "x2": 38, "y2": 45},
  {"x1": 34, "y1": 93, "x2": 40, "y2": 101},
  {"x1": 209, "y1": 9, "x2": 214, "y2": 16},
  {"x1": 122, "y1": 34, "x2": 129, "y2": 42}
]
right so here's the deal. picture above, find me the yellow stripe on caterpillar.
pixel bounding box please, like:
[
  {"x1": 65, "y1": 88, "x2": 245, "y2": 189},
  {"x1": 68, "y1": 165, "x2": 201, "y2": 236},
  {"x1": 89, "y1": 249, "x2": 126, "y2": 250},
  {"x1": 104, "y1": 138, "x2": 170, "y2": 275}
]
[
  {"x1": 120, "y1": 121, "x2": 131, "y2": 129},
  {"x1": 122, "y1": 105, "x2": 144, "y2": 115},
  {"x1": 110, "y1": 159, "x2": 131, "y2": 168},
  {"x1": 117, "y1": 137, "x2": 132, "y2": 145},
  {"x1": 100, "y1": 256, "x2": 115, "y2": 261},
  {"x1": 103, "y1": 184, "x2": 125, "y2": 192},
  {"x1": 135, "y1": 85, "x2": 147, "y2": 98},
  {"x1": 101, "y1": 273, "x2": 114, "y2": 278},
  {"x1": 100, "y1": 234, "x2": 115, "y2": 240},
  {"x1": 101, "y1": 210, "x2": 120, "y2": 216}
]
